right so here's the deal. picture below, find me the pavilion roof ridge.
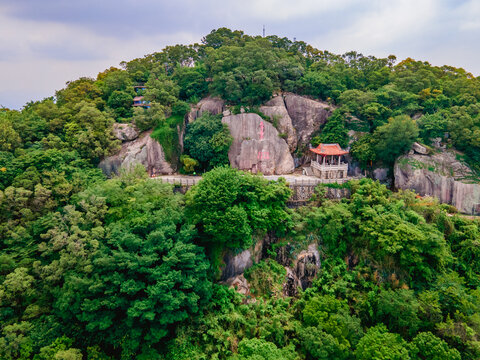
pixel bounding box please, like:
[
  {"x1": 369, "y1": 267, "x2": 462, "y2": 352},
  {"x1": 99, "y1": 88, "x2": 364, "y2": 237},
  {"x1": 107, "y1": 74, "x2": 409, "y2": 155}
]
[{"x1": 310, "y1": 143, "x2": 349, "y2": 156}]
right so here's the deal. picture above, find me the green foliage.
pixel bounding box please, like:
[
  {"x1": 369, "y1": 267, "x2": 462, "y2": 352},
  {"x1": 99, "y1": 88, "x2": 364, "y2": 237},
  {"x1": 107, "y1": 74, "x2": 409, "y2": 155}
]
[
  {"x1": 0, "y1": 114, "x2": 22, "y2": 151},
  {"x1": 185, "y1": 167, "x2": 291, "y2": 249},
  {"x1": 355, "y1": 324, "x2": 410, "y2": 360},
  {"x1": 151, "y1": 113, "x2": 185, "y2": 163},
  {"x1": 180, "y1": 155, "x2": 198, "y2": 174},
  {"x1": 106, "y1": 90, "x2": 133, "y2": 119},
  {"x1": 305, "y1": 179, "x2": 451, "y2": 285},
  {"x1": 50, "y1": 172, "x2": 212, "y2": 357},
  {"x1": 302, "y1": 294, "x2": 363, "y2": 352},
  {"x1": 350, "y1": 133, "x2": 376, "y2": 169},
  {"x1": 409, "y1": 332, "x2": 461, "y2": 360},
  {"x1": 231, "y1": 338, "x2": 296, "y2": 360},
  {"x1": 144, "y1": 71, "x2": 180, "y2": 106},
  {"x1": 244, "y1": 260, "x2": 286, "y2": 298},
  {"x1": 373, "y1": 115, "x2": 419, "y2": 165},
  {"x1": 64, "y1": 101, "x2": 119, "y2": 162},
  {"x1": 417, "y1": 113, "x2": 449, "y2": 143},
  {"x1": 183, "y1": 112, "x2": 232, "y2": 170},
  {"x1": 375, "y1": 289, "x2": 421, "y2": 337},
  {"x1": 312, "y1": 110, "x2": 349, "y2": 148},
  {"x1": 206, "y1": 38, "x2": 303, "y2": 105},
  {"x1": 3, "y1": 27, "x2": 480, "y2": 360},
  {"x1": 133, "y1": 102, "x2": 166, "y2": 131},
  {"x1": 172, "y1": 65, "x2": 208, "y2": 102}
]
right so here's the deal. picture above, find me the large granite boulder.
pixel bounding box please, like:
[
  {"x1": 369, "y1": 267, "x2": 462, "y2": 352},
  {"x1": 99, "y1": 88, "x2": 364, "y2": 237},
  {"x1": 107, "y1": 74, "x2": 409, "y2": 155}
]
[
  {"x1": 394, "y1": 151, "x2": 480, "y2": 215},
  {"x1": 187, "y1": 97, "x2": 225, "y2": 123},
  {"x1": 112, "y1": 123, "x2": 139, "y2": 142},
  {"x1": 260, "y1": 96, "x2": 297, "y2": 151},
  {"x1": 222, "y1": 113, "x2": 295, "y2": 175},
  {"x1": 99, "y1": 130, "x2": 174, "y2": 177},
  {"x1": 283, "y1": 93, "x2": 333, "y2": 147}
]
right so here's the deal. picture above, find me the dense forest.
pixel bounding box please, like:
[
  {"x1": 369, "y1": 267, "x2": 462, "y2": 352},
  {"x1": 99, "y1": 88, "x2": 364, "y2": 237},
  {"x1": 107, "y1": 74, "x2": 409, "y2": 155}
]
[{"x1": 0, "y1": 28, "x2": 479, "y2": 359}]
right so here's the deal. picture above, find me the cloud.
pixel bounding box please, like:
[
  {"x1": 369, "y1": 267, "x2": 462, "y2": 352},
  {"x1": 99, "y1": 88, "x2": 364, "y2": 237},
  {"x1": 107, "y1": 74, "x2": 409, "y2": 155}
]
[
  {"x1": 0, "y1": 0, "x2": 479, "y2": 109},
  {"x1": 456, "y1": 0, "x2": 480, "y2": 30},
  {"x1": 237, "y1": 0, "x2": 357, "y2": 21},
  {"x1": 312, "y1": 0, "x2": 440, "y2": 53},
  {"x1": 0, "y1": 4, "x2": 201, "y2": 108}
]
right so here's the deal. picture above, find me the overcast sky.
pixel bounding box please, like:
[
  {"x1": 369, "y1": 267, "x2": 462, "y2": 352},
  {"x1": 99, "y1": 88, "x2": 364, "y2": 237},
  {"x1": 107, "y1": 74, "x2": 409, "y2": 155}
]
[{"x1": 1, "y1": 0, "x2": 479, "y2": 109}]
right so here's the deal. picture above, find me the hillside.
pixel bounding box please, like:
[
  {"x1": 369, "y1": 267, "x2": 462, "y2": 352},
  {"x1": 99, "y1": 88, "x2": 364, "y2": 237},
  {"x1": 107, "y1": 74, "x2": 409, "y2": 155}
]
[{"x1": 0, "y1": 28, "x2": 479, "y2": 359}]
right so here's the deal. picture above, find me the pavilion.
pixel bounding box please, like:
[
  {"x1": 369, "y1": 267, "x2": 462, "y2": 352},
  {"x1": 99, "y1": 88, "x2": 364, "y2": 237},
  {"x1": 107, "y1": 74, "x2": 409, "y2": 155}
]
[{"x1": 309, "y1": 143, "x2": 349, "y2": 179}]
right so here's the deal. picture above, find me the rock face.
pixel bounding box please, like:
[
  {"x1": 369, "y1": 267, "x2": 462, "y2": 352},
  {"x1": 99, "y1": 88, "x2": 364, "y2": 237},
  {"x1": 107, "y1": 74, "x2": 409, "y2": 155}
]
[
  {"x1": 283, "y1": 93, "x2": 333, "y2": 147},
  {"x1": 99, "y1": 130, "x2": 174, "y2": 177},
  {"x1": 394, "y1": 151, "x2": 480, "y2": 215},
  {"x1": 222, "y1": 113, "x2": 295, "y2": 175},
  {"x1": 221, "y1": 234, "x2": 321, "y2": 297},
  {"x1": 224, "y1": 274, "x2": 250, "y2": 296},
  {"x1": 112, "y1": 123, "x2": 139, "y2": 142},
  {"x1": 373, "y1": 168, "x2": 389, "y2": 182},
  {"x1": 221, "y1": 239, "x2": 263, "y2": 281},
  {"x1": 260, "y1": 96, "x2": 297, "y2": 151},
  {"x1": 293, "y1": 244, "x2": 321, "y2": 291},
  {"x1": 281, "y1": 243, "x2": 321, "y2": 296},
  {"x1": 221, "y1": 249, "x2": 254, "y2": 280},
  {"x1": 412, "y1": 142, "x2": 428, "y2": 155},
  {"x1": 187, "y1": 97, "x2": 225, "y2": 123}
]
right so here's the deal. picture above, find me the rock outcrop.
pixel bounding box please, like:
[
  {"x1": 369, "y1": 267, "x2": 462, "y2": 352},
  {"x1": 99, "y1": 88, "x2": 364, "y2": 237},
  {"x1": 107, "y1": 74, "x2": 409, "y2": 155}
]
[
  {"x1": 221, "y1": 249, "x2": 254, "y2": 281},
  {"x1": 187, "y1": 97, "x2": 225, "y2": 123},
  {"x1": 295, "y1": 244, "x2": 321, "y2": 290},
  {"x1": 412, "y1": 142, "x2": 428, "y2": 155},
  {"x1": 282, "y1": 243, "x2": 321, "y2": 296},
  {"x1": 260, "y1": 96, "x2": 297, "y2": 151},
  {"x1": 99, "y1": 130, "x2": 174, "y2": 177},
  {"x1": 221, "y1": 239, "x2": 263, "y2": 281},
  {"x1": 222, "y1": 113, "x2": 295, "y2": 175},
  {"x1": 112, "y1": 123, "x2": 139, "y2": 142},
  {"x1": 395, "y1": 151, "x2": 480, "y2": 215},
  {"x1": 224, "y1": 274, "x2": 251, "y2": 296},
  {"x1": 221, "y1": 234, "x2": 321, "y2": 297},
  {"x1": 283, "y1": 93, "x2": 333, "y2": 147}
]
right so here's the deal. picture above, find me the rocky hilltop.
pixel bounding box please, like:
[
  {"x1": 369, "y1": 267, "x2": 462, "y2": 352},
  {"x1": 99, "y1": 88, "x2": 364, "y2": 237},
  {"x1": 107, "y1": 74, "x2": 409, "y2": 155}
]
[
  {"x1": 101, "y1": 93, "x2": 332, "y2": 177},
  {"x1": 394, "y1": 148, "x2": 480, "y2": 215}
]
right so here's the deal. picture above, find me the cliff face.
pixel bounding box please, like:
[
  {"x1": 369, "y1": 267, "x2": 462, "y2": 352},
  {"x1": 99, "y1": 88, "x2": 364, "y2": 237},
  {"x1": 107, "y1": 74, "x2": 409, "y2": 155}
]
[
  {"x1": 99, "y1": 130, "x2": 174, "y2": 177},
  {"x1": 221, "y1": 235, "x2": 321, "y2": 297},
  {"x1": 260, "y1": 93, "x2": 333, "y2": 151},
  {"x1": 100, "y1": 93, "x2": 336, "y2": 177},
  {"x1": 394, "y1": 151, "x2": 480, "y2": 215},
  {"x1": 260, "y1": 96, "x2": 297, "y2": 152},
  {"x1": 222, "y1": 113, "x2": 295, "y2": 175},
  {"x1": 283, "y1": 93, "x2": 332, "y2": 147}
]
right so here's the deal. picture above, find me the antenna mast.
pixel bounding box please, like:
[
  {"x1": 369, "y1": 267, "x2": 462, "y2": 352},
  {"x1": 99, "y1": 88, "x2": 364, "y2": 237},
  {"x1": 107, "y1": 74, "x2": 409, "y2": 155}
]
[{"x1": 263, "y1": 25, "x2": 265, "y2": 37}]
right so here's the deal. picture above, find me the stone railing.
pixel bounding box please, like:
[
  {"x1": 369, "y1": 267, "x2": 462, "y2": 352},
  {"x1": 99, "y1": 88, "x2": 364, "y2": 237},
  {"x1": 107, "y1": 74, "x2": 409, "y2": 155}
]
[
  {"x1": 154, "y1": 175, "x2": 351, "y2": 187},
  {"x1": 311, "y1": 161, "x2": 348, "y2": 173},
  {"x1": 155, "y1": 176, "x2": 201, "y2": 186}
]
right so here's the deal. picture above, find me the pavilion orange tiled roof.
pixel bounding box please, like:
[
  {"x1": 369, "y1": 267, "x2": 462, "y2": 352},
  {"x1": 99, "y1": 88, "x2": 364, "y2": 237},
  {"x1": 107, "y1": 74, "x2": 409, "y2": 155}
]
[{"x1": 310, "y1": 143, "x2": 348, "y2": 156}]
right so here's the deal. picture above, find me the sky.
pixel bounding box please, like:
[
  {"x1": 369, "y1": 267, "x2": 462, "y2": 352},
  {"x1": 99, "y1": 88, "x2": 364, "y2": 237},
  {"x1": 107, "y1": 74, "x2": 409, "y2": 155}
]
[{"x1": 1, "y1": 0, "x2": 479, "y2": 109}]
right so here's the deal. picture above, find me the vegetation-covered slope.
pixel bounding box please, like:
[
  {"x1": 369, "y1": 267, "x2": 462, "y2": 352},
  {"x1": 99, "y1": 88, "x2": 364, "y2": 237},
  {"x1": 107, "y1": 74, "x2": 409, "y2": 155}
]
[{"x1": 0, "y1": 28, "x2": 479, "y2": 359}]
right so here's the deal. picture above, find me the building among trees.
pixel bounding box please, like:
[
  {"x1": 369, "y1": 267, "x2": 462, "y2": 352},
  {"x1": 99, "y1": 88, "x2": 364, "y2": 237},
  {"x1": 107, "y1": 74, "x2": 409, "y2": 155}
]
[{"x1": 308, "y1": 143, "x2": 349, "y2": 179}]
